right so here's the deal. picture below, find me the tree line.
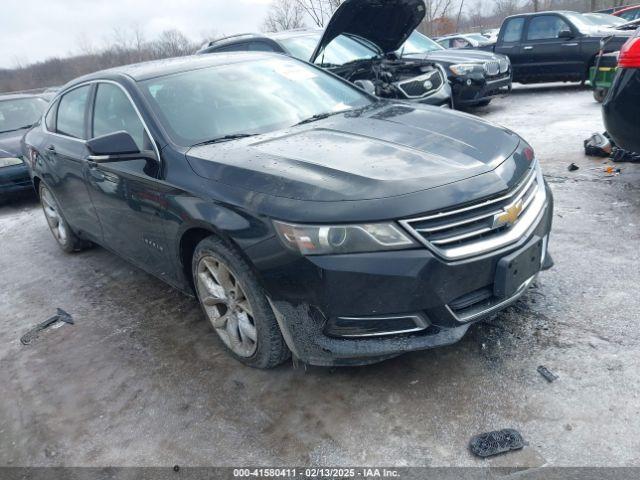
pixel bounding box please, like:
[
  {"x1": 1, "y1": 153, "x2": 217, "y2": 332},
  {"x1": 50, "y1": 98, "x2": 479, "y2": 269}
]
[{"x1": 1, "y1": 0, "x2": 636, "y2": 93}]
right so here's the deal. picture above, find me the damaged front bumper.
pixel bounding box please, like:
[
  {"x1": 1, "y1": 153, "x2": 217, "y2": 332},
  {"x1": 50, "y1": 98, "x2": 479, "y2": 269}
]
[
  {"x1": 263, "y1": 187, "x2": 554, "y2": 366},
  {"x1": 452, "y1": 72, "x2": 512, "y2": 106}
]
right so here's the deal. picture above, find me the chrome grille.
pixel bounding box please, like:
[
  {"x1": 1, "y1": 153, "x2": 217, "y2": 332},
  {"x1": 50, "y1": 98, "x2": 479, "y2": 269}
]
[
  {"x1": 400, "y1": 164, "x2": 547, "y2": 260},
  {"x1": 484, "y1": 61, "x2": 500, "y2": 76},
  {"x1": 396, "y1": 69, "x2": 444, "y2": 99}
]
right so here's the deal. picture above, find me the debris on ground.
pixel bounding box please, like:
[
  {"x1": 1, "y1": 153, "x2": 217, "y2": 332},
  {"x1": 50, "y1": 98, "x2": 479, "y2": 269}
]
[
  {"x1": 612, "y1": 148, "x2": 640, "y2": 163},
  {"x1": 20, "y1": 309, "x2": 74, "y2": 345},
  {"x1": 604, "y1": 166, "x2": 622, "y2": 176},
  {"x1": 584, "y1": 132, "x2": 612, "y2": 157},
  {"x1": 568, "y1": 163, "x2": 580, "y2": 172},
  {"x1": 537, "y1": 365, "x2": 558, "y2": 383},
  {"x1": 469, "y1": 429, "x2": 525, "y2": 458}
]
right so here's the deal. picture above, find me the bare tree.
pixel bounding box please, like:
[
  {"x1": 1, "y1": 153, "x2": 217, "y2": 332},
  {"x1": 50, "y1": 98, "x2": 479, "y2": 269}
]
[
  {"x1": 295, "y1": 0, "x2": 341, "y2": 27},
  {"x1": 263, "y1": 0, "x2": 306, "y2": 32},
  {"x1": 152, "y1": 29, "x2": 195, "y2": 58},
  {"x1": 419, "y1": 0, "x2": 458, "y2": 36}
]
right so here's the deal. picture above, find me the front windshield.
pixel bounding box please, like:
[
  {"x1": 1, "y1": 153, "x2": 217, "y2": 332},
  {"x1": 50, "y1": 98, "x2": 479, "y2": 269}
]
[
  {"x1": 583, "y1": 13, "x2": 627, "y2": 27},
  {"x1": 141, "y1": 57, "x2": 373, "y2": 146},
  {"x1": 466, "y1": 33, "x2": 493, "y2": 44},
  {"x1": 0, "y1": 97, "x2": 47, "y2": 133},
  {"x1": 564, "y1": 12, "x2": 622, "y2": 32},
  {"x1": 279, "y1": 33, "x2": 380, "y2": 66},
  {"x1": 398, "y1": 31, "x2": 444, "y2": 55}
]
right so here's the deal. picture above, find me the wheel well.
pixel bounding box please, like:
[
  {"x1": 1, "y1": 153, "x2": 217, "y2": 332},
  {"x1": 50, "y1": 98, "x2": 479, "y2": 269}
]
[
  {"x1": 33, "y1": 176, "x2": 41, "y2": 198},
  {"x1": 180, "y1": 228, "x2": 216, "y2": 291}
]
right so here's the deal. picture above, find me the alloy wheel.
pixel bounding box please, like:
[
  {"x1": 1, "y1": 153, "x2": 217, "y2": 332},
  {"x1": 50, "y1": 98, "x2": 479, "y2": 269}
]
[
  {"x1": 196, "y1": 255, "x2": 258, "y2": 358},
  {"x1": 41, "y1": 187, "x2": 68, "y2": 245}
]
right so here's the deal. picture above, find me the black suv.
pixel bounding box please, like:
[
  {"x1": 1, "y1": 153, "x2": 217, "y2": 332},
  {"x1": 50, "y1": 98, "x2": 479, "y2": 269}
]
[{"x1": 198, "y1": 0, "x2": 452, "y2": 108}]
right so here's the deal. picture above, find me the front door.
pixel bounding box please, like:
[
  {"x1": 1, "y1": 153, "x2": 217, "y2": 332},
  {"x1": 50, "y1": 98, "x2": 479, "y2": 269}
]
[
  {"x1": 520, "y1": 15, "x2": 583, "y2": 81},
  {"x1": 495, "y1": 17, "x2": 525, "y2": 80},
  {"x1": 85, "y1": 82, "x2": 174, "y2": 277}
]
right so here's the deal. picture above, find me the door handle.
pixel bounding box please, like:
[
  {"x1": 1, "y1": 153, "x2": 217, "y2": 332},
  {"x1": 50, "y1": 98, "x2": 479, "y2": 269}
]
[
  {"x1": 562, "y1": 43, "x2": 579, "y2": 47},
  {"x1": 46, "y1": 144, "x2": 56, "y2": 152},
  {"x1": 523, "y1": 46, "x2": 533, "y2": 50}
]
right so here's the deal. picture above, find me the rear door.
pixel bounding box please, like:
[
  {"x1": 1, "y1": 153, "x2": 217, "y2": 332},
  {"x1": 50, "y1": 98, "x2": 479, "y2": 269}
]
[
  {"x1": 520, "y1": 14, "x2": 583, "y2": 81},
  {"x1": 85, "y1": 82, "x2": 174, "y2": 275},
  {"x1": 43, "y1": 84, "x2": 103, "y2": 241},
  {"x1": 495, "y1": 17, "x2": 525, "y2": 78}
]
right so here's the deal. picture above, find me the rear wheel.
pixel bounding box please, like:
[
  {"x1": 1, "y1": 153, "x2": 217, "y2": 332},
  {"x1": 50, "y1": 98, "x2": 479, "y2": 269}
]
[
  {"x1": 192, "y1": 236, "x2": 290, "y2": 368},
  {"x1": 39, "y1": 184, "x2": 88, "y2": 253},
  {"x1": 593, "y1": 88, "x2": 607, "y2": 103}
]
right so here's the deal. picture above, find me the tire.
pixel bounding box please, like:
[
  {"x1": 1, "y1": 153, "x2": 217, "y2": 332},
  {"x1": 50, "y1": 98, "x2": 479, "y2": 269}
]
[
  {"x1": 475, "y1": 99, "x2": 492, "y2": 107},
  {"x1": 192, "y1": 235, "x2": 290, "y2": 369},
  {"x1": 593, "y1": 88, "x2": 607, "y2": 103},
  {"x1": 39, "y1": 184, "x2": 88, "y2": 253}
]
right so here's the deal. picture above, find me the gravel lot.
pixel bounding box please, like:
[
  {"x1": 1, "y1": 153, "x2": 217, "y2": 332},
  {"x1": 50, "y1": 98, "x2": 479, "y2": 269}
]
[{"x1": 1, "y1": 83, "x2": 639, "y2": 469}]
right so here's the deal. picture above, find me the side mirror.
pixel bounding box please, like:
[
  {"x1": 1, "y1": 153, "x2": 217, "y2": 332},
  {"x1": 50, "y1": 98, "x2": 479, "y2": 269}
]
[
  {"x1": 558, "y1": 30, "x2": 574, "y2": 40},
  {"x1": 86, "y1": 131, "x2": 156, "y2": 163},
  {"x1": 354, "y1": 79, "x2": 376, "y2": 96}
]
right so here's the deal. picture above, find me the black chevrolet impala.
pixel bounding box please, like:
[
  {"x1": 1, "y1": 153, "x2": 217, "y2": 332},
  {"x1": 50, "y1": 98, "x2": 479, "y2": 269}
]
[{"x1": 23, "y1": 53, "x2": 553, "y2": 368}]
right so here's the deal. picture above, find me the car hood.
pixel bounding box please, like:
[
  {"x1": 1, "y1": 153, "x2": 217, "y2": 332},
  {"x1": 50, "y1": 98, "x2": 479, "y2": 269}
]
[
  {"x1": 585, "y1": 26, "x2": 635, "y2": 37},
  {"x1": 0, "y1": 130, "x2": 25, "y2": 157},
  {"x1": 310, "y1": 0, "x2": 426, "y2": 62},
  {"x1": 406, "y1": 48, "x2": 504, "y2": 65},
  {"x1": 186, "y1": 103, "x2": 521, "y2": 202}
]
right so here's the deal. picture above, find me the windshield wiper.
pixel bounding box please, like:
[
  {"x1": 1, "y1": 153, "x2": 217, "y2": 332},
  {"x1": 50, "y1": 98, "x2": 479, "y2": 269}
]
[
  {"x1": 193, "y1": 133, "x2": 257, "y2": 146},
  {"x1": 294, "y1": 110, "x2": 349, "y2": 127},
  {"x1": 0, "y1": 124, "x2": 34, "y2": 134}
]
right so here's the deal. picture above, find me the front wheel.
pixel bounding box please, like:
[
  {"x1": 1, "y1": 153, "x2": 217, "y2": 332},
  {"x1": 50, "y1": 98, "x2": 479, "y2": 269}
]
[
  {"x1": 192, "y1": 236, "x2": 290, "y2": 368},
  {"x1": 39, "y1": 184, "x2": 88, "y2": 253},
  {"x1": 475, "y1": 99, "x2": 492, "y2": 107}
]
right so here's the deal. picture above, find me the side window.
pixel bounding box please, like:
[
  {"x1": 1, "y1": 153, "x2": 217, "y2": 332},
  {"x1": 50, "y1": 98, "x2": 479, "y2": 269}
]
[
  {"x1": 453, "y1": 38, "x2": 470, "y2": 48},
  {"x1": 92, "y1": 83, "x2": 146, "y2": 151},
  {"x1": 248, "y1": 41, "x2": 277, "y2": 52},
  {"x1": 527, "y1": 15, "x2": 571, "y2": 41},
  {"x1": 57, "y1": 86, "x2": 90, "y2": 139},
  {"x1": 502, "y1": 18, "x2": 525, "y2": 43},
  {"x1": 45, "y1": 100, "x2": 58, "y2": 131}
]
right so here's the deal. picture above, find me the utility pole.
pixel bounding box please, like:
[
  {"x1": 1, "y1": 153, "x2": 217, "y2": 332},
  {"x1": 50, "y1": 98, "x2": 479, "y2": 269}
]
[{"x1": 533, "y1": 0, "x2": 539, "y2": 12}]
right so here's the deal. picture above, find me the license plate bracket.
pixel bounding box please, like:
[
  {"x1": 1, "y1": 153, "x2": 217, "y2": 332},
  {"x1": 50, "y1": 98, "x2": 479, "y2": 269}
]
[{"x1": 494, "y1": 237, "x2": 543, "y2": 298}]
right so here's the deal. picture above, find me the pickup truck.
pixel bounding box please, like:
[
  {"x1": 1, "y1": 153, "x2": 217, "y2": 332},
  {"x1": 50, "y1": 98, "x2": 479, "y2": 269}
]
[{"x1": 479, "y1": 11, "x2": 633, "y2": 83}]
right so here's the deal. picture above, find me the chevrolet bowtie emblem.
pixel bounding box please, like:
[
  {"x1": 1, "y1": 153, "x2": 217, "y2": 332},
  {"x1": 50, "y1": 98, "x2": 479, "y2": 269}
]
[{"x1": 493, "y1": 201, "x2": 523, "y2": 229}]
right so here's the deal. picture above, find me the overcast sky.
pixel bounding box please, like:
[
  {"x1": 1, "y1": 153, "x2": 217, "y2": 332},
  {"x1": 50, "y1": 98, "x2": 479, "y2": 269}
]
[{"x1": 1, "y1": 0, "x2": 273, "y2": 69}]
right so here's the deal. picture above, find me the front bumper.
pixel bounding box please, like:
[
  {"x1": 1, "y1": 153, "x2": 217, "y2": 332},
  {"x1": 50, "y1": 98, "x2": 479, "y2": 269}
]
[
  {"x1": 261, "y1": 184, "x2": 554, "y2": 366},
  {"x1": 0, "y1": 163, "x2": 32, "y2": 196},
  {"x1": 452, "y1": 72, "x2": 512, "y2": 106}
]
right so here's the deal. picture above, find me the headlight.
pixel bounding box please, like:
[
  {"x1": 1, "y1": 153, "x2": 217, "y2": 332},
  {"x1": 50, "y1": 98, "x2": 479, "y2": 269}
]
[
  {"x1": 274, "y1": 221, "x2": 416, "y2": 255},
  {"x1": 449, "y1": 64, "x2": 481, "y2": 76},
  {"x1": 0, "y1": 157, "x2": 24, "y2": 168}
]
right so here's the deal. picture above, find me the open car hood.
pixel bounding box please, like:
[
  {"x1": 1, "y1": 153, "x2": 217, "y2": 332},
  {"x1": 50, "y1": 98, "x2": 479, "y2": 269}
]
[{"x1": 310, "y1": 0, "x2": 426, "y2": 62}]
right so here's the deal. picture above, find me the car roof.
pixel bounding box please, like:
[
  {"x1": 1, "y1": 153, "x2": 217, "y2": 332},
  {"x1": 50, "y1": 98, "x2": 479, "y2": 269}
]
[
  {"x1": 505, "y1": 10, "x2": 578, "y2": 19},
  {"x1": 63, "y1": 52, "x2": 279, "y2": 88},
  {"x1": 203, "y1": 28, "x2": 320, "y2": 49},
  {"x1": 0, "y1": 93, "x2": 45, "y2": 102},
  {"x1": 616, "y1": 4, "x2": 640, "y2": 13}
]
